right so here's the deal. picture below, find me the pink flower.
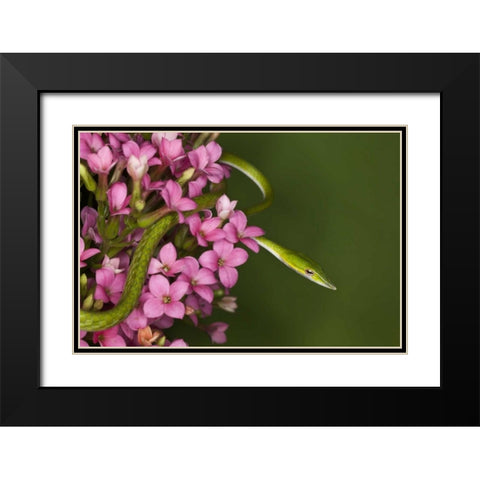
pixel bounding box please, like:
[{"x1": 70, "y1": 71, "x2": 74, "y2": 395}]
[
  {"x1": 178, "y1": 257, "x2": 217, "y2": 303},
  {"x1": 224, "y1": 211, "x2": 265, "y2": 253},
  {"x1": 188, "y1": 176, "x2": 207, "y2": 198},
  {"x1": 185, "y1": 294, "x2": 213, "y2": 326},
  {"x1": 80, "y1": 330, "x2": 89, "y2": 347},
  {"x1": 151, "y1": 132, "x2": 179, "y2": 145},
  {"x1": 204, "y1": 322, "x2": 229, "y2": 344},
  {"x1": 157, "y1": 137, "x2": 185, "y2": 172},
  {"x1": 198, "y1": 240, "x2": 248, "y2": 288},
  {"x1": 107, "y1": 132, "x2": 130, "y2": 150},
  {"x1": 187, "y1": 142, "x2": 225, "y2": 184},
  {"x1": 216, "y1": 194, "x2": 237, "y2": 220},
  {"x1": 188, "y1": 214, "x2": 225, "y2": 247},
  {"x1": 123, "y1": 140, "x2": 156, "y2": 180},
  {"x1": 125, "y1": 307, "x2": 149, "y2": 331},
  {"x1": 125, "y1": 228, "x2": 144, "y2": 246},
  {"x1": 80, "y1": 133, "x2": 104, "y2": 159},
  {"x1": 143, "y1": 275, "x2": 189, "y2": 319},
  {"x1": 166, "y1": 339, "x2": 188, "y2": 347},
  {"x1": 79, "y1": 238, "x2": 100, "y2": 267},
  {"x1": 142, "y1": 174, "x2": 165, "y2": 192},
  {"x1": 101, "y1": 254, "x2": 125, "y2": 274},
  {"x1": 148, "y1": 242, "x2": 186, "y2": 277},
  {"x1": 81, "y1": 207, "x2": 102, "y2": 243},
  {"x1": 107, "y1": 182, "x2": 131, "y2": 216},
  {"x1": 86, "y1": 145, "x2": 116, "y2": 174},
  {"x1": 152, "y1": 315, "x2": 175, "y2": 329},
  {"x1": 161, "y1": 180, "x2": 197, "y2": 223},
  {"x1": 120, "y1": 321, "x2": 135, "y2": 341},
  {"x1": 93, "y1": 326, "x2": 126, "y2": 347},
  {"x1": 94, "y1": 269, "x2": 126, "y2": 304}
]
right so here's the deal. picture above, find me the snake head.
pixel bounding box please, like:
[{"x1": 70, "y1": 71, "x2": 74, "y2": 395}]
[{"x1": 293, "y1": 252, "x2": 337, "y2": 290}]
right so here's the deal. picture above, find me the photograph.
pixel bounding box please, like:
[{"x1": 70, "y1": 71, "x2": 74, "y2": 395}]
[{"x1": 77, "y1": 128, "x2": 405, "y2": 351}]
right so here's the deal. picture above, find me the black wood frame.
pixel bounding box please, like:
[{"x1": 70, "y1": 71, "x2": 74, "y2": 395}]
[{"x1": 0, "y1": 54, "x2": 478, "y2": 425}]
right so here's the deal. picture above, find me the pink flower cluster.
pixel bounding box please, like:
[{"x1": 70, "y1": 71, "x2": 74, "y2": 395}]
[{"x1": 79, "y1": 132, "x2": 263, "y2": 347}]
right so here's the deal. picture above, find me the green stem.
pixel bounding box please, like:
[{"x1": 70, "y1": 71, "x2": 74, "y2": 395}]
[
  {"x1": 96, "y1": 174, "x2": 108, "y2": 202},
  {"x1": 193, "y1": 132, "x2": 210, "y2": 148}
]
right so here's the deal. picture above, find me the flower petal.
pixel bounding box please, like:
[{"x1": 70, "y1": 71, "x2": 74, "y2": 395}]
[
  {"x1": 244, "y1": 226, "x2": 265, "y2": 238},
  {"x1": 148, "y1": 258, "x2": 163, "y2": 275},
  {"x1": 96, "y1": 268, "x2": 115, "y2": 287},
  {"x1": 159, "y1": 242, "x2": 177, "y2": 266},
  {"x1": 107, "y1": 182, "x2": 128, "y2": 212},
  {"x1": 241, "y1": 237, "x2": 260, "y2": 253},
  {"x1": 219, "y1": 265, "x2": 238, "y2": 288},
  {"x1": 176, "y1": 198, "x2": 197, "y2": 211},
  {"x1": 205, "y1": 164, "x2": 224, "y2": 183},
  {"x1": 204, "y1": 229, "x2": 225, "y2": 243},
  {"x1": 168, "y1": 339, "x2": 188, "y2": 347},
  {"x1": 102, "y1": 335, "x2": 126, "y2": 347},
  {"x1": 110, "y1": 273, "x2": 126, "y2": 293},
  {"x1": 96, "y1": 146, "x2": 114, "y2": 171},
  {"x1": 188, "y1": 214, "x2": 201, "y2": 236},
  {"x1": 223, "y1": 223, "x2": 239, "y2": 243},
  {"x1": 205, "y1": 141, "x2": 222, "y2": 162},
  {"x1": 230, "y1": 211, "x2": 248, "y2": 232},
  {"x1": 164, "y1": 301, "x2": 185, "y2": 319},
  {"x1": 169, "y1": 280, "x2": 189, "y2": 301},
  {"x1": 180, "y1": 256, "x2": 199, "y2": 277},
  {"x1": 122, "y1": 140, "x2": 140, "y2": 159},
  {"x1": 140, "y1": 143, "x2": 157, "y2": 160},
  {"x1": 202, "y1": 217, "x2": 222, "y2": 233},
  {"x1": 195, "y1": 268, "x2": 217, "y2": 285},
  {"x1": 94, "y1": 285, "x2": 110, "y2": 303},
  {"x1": 198, "y1": 250, "x2": 219, "y2": 271},
  {"x1": 225, "y1": 247, "x2": 249, "y2": 267},
  {"x1": 188, "y1": 176, "x2": 207, "y2": 197},
  {"x1": 153, "y1": 315, "x2": 175, "y2": 329},
  {"x1": 125, "y1": 308, "x2": 149, "y2": 330},
  {"x1": 148, "y1": 274, "x2": 170, "y2": 298},
  {"x1": 143, "y1": 297, "x2": 165, "y2": 318},
  {"x1": 162, "y1": 180, "x2": 182, "y2": 207},
  {"x1": 81, "y1": 247, "x2": 100, "y2": 261},
  {"x1": 193, "y1": 285, "x2": 214, "y2": 303},
  {"x1": 213, "y1": 239, "x2": 234, "y2": 259}
]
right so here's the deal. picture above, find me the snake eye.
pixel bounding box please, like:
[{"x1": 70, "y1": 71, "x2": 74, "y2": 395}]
[{"x1": 305, "y1": 269, "x2": 314, "y2": 276}]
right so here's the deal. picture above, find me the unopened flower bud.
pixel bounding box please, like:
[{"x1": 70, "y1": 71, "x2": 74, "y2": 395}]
[
  {"x1": 177, "y1": 167, "x2": 195, "y2": 186},
  {"x1": 82, "y1": 293, "x2": 94, "y2": 311},
  {"x1": 213, "y1": 288, "x2": 225, "y2": 299},
  {"x1": 80, "y1": 273, "x2": 88, "y2": 298},
  {"x1": 134, "y1": 198, "x2": 145, "y2": 212},
  {"x1": 93, "y1": 299, "x2": 104, "y2": 311},
  {"x1": 217, "y1": 296, "x2": 238, "y2": 313},
  {"x1": 79, "y1": 164, "x2": 97, "y2": 192},
  {"x1": 126, "y1": 156, "x2": 148, "y2": 181}
]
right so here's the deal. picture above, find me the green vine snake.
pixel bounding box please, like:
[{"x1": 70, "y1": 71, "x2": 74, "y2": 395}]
[{"x1": 80, "y1": 152, "x2": 336, "y2": 332}]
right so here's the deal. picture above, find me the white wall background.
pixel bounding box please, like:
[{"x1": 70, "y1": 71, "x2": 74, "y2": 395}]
[{"x1": 1, "y1": 1, "x2": 479, "y2": 479}]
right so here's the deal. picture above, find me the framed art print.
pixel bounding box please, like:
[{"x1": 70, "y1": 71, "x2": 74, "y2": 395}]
[{"x1": 0, "y1": 54, "x2": 478, "y2": 425}]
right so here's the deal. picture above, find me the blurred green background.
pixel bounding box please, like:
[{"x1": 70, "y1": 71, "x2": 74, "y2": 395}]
[{"x1": 170, "y1": 132, "x2": 401, "y2": 347}]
